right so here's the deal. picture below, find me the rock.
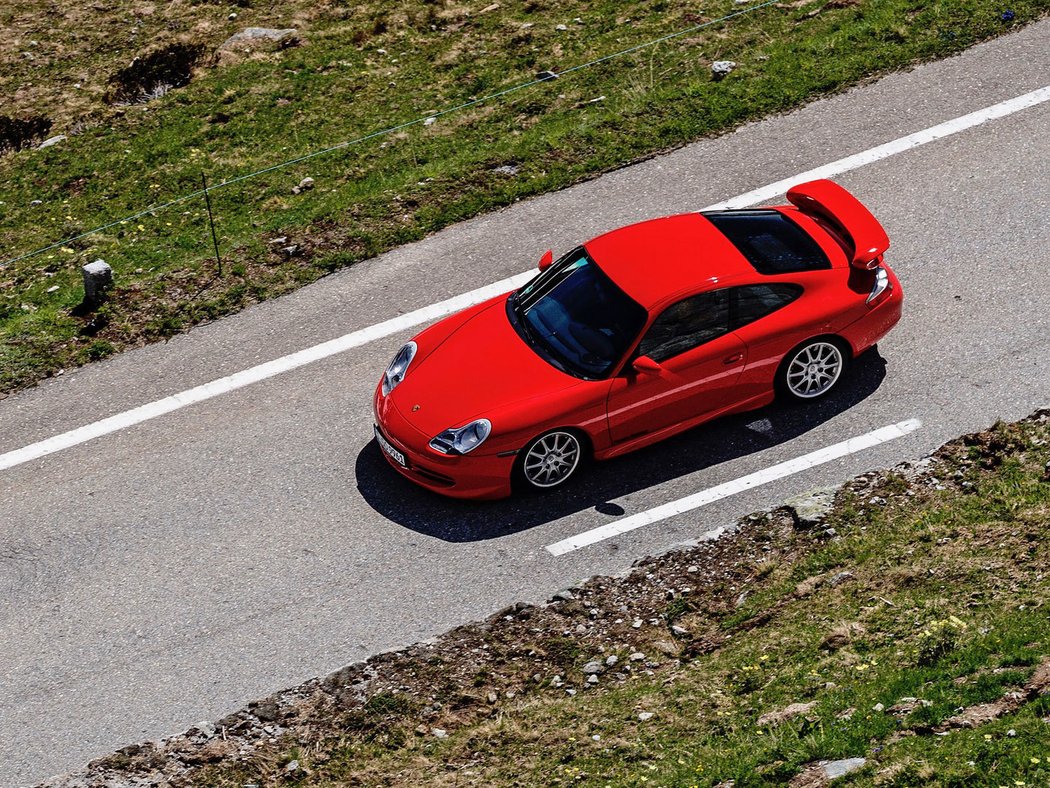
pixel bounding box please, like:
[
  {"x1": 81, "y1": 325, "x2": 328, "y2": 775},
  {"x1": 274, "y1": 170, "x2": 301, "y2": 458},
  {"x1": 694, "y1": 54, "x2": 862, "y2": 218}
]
[
  {"x1": 637, "y1": 711, "x2": 654, "y2": 721},
  {"x1": 487, "y1": 692, "x2": 497, "y2": 704},
  {"x1": 873, "y1": 702, "x2": 885, "y2": 712},
  {"x1": 653, "y1": 640, "x2": 679, "y2": 657},
  {"x1": 631, "y1": 619, "x2": 643, "y2": 629},
  {"x1": 293, "y1": 177, "x2": 314, "y2": 193},
  {"x1": 671, "y1": 625, "x2": 689, "y2": 636},
  {"x1": 492, "y1": 164, "x2": 519, "y2": 176},
  {"x1": 78, "y1": 259, "x2": 113, "y2": 313},
  {"x1": 194, "y1": 720, "x2": 217, "y2": 738},
  {"x1": 285, "y1": 759, "x2": 300, "y2": 774},
  {"x1": 565, "y1": 688, "x2": 576, "y2": 696},
  {"x1": 431, "y1": 728, "x2": 448, "y2": 738},
  {"x1": 629, "y1": 652, "x2": 646, "y2": 662},
  {"x1": 828, "y1": 571, "x2": 854, "y2": 587},
  {"x1": 423, "y1": 116, "x2": 437, "y2": 126},
  {"x1": 791, "y1": 757, "x2": 866, "y2": 786},
  {"x1": 249, "y1": 699, "x2": 281, "y2": 722},
  {"x1": 587, "y1": 675, "x2": 598, "y2": 685},
  {"x1": 219, "y1": 27, "x2": 299, "y2": 53},
  {"x1": 757, "y1": 701, "x2": 817, "y2": 727},
  {"x1": 822, "y1": 757, "x2": 866, "y2": 779},
  {"x1": 38, "y1": 135, "x2": 67, "y2": 149},
  {"x1": 552, "y1": 589, "x2": 575, "y2": 602},
  {"x1": 46, "y1": 285, "x2": 60, "y2": 293},
  {"x1": 711, "y1": 60, "x2": 737, "y2": 80},
  {"x1": 555, "y1": 24, "x2": 568, "y2": 31},
  {"x1": 784, "y1": 487, "x2": 837, "y2": 528},
  {"x1": 30, "y1": 199, "x2": 43, "y2": 205},
  {"x1": 582, "y1": 661, "x2": 604, "y2": 675},
  {"x1": 605, "y1": 655, "x2": 619, "y2": 667}
]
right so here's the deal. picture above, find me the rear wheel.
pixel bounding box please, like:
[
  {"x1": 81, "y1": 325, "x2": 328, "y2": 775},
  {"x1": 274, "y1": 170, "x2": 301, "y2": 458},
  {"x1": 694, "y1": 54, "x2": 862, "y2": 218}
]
[
  {"x1": 517, "y1": 430, "x2": 584, "y2": 491},
  {"x1": 778, "y1": 339, "x2": 847, "y2": 401}
]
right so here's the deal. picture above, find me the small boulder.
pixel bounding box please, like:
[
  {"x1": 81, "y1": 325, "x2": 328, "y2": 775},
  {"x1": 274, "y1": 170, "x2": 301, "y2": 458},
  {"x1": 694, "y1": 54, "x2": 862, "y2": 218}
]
[
  {"x1": 711, "y1": 60, "x2": 737, "y2": 81},
  {"x1": 38, "y1": 135, "x2": 67, "y2": 149},
  {"x1": 757, "y1": 701, "x2": 817, "y2": 727},
  {"x1": 784, "y1": 486, "x2": 838, "y2": 528},
  {"x1": 218, "y1": 27, "x2": 299, "y2": 63}
]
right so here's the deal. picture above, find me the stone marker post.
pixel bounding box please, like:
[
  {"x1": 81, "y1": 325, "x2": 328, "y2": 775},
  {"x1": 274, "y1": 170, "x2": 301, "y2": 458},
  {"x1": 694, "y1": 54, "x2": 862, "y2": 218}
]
[{"x1": 81, "y1": 259, "x2": 113, "y2": 312}]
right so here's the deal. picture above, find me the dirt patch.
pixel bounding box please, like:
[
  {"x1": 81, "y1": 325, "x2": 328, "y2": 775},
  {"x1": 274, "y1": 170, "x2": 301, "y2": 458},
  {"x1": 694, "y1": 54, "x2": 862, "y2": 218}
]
[
  {"x1": 0, "y1": 114, "x2": 52, "y2": 153},
  {"x1": 106, "y1": 43, "x2": 205, "y2": 105},
  {"x1": 935, "y1": 657, "x2": 1049, "y2": 731}
]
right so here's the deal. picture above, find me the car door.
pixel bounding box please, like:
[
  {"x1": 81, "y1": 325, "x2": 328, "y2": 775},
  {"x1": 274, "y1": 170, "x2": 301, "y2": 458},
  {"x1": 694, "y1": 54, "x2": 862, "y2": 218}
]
[
  {"x1": 728, "y1": 282, "x2": 806, "y2": 401},
  {"x1": 605, "y1": 288, "x2": 747, "y2": 444}
]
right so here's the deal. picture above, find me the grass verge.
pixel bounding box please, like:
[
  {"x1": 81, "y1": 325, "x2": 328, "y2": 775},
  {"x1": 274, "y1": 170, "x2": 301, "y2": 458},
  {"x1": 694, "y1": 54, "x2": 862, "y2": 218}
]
[
  {"x1": 60, "y1": 411, "x2": 1050, "y2": 787},
  {"x1": 1, "y1": 1, "x2": 1047, "y2": 394}
]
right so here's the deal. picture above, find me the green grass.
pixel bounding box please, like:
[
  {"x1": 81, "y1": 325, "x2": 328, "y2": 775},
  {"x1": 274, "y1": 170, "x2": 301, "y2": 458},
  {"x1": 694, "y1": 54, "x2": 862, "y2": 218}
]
[
  {"x1": 184, "y1": 416, "x2": 1050, "y2": 787},
  {"x1": 1, "y1": 0, "x2": 1047, "y2": 393}
]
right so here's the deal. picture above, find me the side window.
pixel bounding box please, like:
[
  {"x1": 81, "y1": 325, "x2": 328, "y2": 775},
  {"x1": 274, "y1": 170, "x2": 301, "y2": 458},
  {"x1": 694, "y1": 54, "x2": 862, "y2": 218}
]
[
  {"x1": 638, "y1": 290, "x2": 730, "y2": 363},
  {"x1": 731, "y1": 284, "x2": 802, "y2": 330}
]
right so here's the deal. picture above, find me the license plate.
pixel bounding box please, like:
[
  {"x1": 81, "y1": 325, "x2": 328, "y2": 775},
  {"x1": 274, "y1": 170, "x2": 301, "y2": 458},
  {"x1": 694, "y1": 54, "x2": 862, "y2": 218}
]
[{"x1": 374, "y1": 425, "x2": 407, "y2": 468}]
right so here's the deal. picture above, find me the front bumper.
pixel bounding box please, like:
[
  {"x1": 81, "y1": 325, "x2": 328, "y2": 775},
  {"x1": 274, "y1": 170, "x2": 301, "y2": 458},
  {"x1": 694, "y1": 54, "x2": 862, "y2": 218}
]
[{"x1": 372, "y1": 385, "x2": 516, "y2": 500}]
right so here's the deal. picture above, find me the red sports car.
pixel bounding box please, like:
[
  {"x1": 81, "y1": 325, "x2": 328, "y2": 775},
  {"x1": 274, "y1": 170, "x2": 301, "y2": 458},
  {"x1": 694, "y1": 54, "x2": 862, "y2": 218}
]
[{"x1": 373, "y1": 179, "x2": 902, "y2": 499}]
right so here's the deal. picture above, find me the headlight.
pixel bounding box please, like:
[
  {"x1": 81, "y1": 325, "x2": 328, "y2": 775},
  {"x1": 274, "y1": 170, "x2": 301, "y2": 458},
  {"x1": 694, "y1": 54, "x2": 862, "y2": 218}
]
[
  {"x1": 381, "y1": 341, "x2": 417, "y2": 396},
  {"x1": 429, "y1": 419, "x2": 492, "y2": 455}
]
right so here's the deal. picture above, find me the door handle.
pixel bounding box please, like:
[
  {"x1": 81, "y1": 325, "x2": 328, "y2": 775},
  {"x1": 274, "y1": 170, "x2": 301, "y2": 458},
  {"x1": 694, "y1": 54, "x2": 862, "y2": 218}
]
[{"x1": 723, "y1": 353, "x2": 743, "y2": 365}]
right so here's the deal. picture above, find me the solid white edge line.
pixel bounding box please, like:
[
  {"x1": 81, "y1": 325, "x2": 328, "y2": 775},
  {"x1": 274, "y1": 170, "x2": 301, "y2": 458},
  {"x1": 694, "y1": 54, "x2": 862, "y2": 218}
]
[
  {"x1": 544, "y1": 418, "x2": 922, "y2": 556},
  {"x1": 2, "y1": 84, "x2": 1048, "y2": 471},
  {"x1": 702, "y1": 85, "x2": 1050, "y2": 211},
  {"x1": 0, "y1": 270, "x2": 534, "y2": 472}
]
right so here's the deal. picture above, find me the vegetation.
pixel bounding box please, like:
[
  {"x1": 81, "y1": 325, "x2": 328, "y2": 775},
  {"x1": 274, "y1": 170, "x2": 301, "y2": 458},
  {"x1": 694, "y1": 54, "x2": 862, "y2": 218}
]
[
  {"x1": 164, "y1": 415, "x2": 1050, "y2": 787},
  {"x1": 1, "y1": 1, "x2": 1047, "y2": 393}
]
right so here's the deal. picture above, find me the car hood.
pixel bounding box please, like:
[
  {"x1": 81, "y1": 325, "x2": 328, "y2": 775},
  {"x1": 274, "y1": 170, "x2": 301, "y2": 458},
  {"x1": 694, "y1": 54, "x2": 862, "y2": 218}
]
[{"x1": 389, "y1": 297, "x2": 580, "y2": 438}]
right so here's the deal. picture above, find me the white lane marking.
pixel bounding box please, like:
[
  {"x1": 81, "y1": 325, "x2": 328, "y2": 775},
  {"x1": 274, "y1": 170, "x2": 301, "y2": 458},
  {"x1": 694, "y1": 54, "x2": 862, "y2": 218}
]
[
  {"x1": 705, "y1": 85, "x2": 1050, "y2": 210},
  {"x1": 545, "y1": 419, "x2": 922, "y2": 556},
  {"x1": 2, "y1": 85, "x2": 1048, "y2": 471},
  {"x1": 0, "y1": 272, "x2": 534, "y2": 472}
]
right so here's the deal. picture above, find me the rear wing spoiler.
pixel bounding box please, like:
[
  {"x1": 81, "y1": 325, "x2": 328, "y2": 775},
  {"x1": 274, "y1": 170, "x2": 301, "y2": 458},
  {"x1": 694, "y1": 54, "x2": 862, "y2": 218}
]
[{"x1": 786, "y1": 179, "x2": 889, "y2": 270}]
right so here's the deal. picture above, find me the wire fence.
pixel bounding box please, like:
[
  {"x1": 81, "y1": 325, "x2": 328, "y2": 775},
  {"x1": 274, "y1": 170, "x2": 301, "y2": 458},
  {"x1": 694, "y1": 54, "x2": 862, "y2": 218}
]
[{"x1": 1, "y1": 0, "x2": 779, "y2": 269}]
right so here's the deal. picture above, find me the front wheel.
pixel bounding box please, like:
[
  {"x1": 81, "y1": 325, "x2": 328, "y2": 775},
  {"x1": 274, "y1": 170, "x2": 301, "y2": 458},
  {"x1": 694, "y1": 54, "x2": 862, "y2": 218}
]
[
  {"x1": 517, "y1": 430, "x2": 584, "y2": 491},
  {"x1": 778, "y1": 339, "x2": 847, "y2": 401}
]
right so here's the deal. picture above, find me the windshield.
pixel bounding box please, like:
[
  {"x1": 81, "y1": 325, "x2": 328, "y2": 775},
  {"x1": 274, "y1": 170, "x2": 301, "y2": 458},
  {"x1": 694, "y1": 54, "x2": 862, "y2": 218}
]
[{"x1": 509, "y1": 248, "x2": 647, "y2": 379}]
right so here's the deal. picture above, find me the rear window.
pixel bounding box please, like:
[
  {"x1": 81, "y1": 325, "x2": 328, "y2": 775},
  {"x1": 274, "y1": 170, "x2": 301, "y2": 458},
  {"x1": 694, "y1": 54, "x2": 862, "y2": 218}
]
[{"x1": 705, "y1": 210, "x2": 830, "y2": 275}]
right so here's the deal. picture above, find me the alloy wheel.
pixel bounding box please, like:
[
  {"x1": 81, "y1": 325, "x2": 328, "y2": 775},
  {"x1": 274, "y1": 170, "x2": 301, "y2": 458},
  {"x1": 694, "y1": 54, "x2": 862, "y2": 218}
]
[
  {"x1": 522, "y1": 431, "x2": 582, "y2": 489},
  {"x1": 785, "y1": 341, "x2": 844, "y2": 399}
]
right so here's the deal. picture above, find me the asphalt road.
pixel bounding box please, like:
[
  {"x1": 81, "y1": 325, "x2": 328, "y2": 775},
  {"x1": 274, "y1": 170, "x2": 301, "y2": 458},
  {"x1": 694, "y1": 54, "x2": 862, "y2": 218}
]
[{"x1": 2, "y1": 20, "x2": 1049, "y2": 786}]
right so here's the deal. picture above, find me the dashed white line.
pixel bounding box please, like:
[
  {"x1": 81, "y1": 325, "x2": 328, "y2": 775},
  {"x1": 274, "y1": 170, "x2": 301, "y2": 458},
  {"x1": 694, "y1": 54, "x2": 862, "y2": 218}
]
[
  {"x1": 2, "y1": 84, "x2": 1048, "y2": 472},
  {"x1": 544, "y1": 419, "x2": 923, "y2": 556}
]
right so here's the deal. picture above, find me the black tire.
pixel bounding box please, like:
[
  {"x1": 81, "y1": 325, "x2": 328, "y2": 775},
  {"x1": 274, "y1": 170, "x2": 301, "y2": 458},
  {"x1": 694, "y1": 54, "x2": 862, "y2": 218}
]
[
  {"x1": 514, "y1": 429, "x2": 586, "y2": 492},
  {"x1": 776, "y1": 338, "x2": 850, "y2": 402}
]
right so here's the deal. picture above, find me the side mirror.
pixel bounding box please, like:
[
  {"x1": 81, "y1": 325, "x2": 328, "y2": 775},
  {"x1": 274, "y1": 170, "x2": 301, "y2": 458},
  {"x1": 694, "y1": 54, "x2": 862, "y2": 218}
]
[
  {"x1": 538, "y1": 249, "x2": 553, "y2": 271},
  {"x1": 632, "y1": 355, "x2": 662, "y2": 375}
]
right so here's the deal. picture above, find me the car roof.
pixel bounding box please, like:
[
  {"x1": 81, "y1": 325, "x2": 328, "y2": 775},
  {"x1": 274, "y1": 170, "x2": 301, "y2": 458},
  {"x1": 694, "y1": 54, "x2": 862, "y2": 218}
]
[{"x1": 583, "y1": 212, "x2": 756, "y2": 311}]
